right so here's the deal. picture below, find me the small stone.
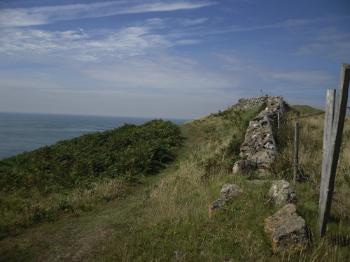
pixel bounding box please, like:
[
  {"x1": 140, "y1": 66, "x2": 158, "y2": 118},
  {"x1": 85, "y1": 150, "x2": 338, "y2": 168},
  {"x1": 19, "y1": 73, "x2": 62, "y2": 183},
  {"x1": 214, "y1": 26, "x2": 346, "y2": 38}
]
[
  {"x1": 264, "y1": 204, "x2": 308, "y2": 252},
  {"x1": 220, "y1": 184, "x2": 243, "y2": 201},
  {"x1": 209, "y1": 184, "x2": 242, "y2": 217},
  {"x1": 268, "y1": 180, "x2": 296, "y2": 206},
  {"x1": 208, "y1": 198, "x2": 225, "y2": 217},
  {"x1": 209, "y1": 198, "x2": 225, "y2": 210}
]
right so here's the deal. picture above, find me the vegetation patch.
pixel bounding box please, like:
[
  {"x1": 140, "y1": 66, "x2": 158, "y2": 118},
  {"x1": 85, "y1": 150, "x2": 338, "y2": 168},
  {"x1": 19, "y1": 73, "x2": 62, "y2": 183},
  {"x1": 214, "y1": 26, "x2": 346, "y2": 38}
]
[{"x1": 0, "y1": 120, "x2": 183, "y2": 238}]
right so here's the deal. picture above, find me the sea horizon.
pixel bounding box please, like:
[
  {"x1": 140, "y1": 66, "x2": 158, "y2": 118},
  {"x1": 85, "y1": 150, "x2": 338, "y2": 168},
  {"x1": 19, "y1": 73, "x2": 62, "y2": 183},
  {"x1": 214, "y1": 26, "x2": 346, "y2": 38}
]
[{"x1": 0, "y1": 111, "x2": 191, "y2": 121}]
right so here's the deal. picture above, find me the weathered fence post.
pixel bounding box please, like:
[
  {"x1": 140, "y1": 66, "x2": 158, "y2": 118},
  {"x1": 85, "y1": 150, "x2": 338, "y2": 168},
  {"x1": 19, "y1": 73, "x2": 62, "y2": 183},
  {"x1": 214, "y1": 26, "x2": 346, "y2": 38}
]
[
  {"x1": 318, "y1": 89, "x2": 336, "y2": 236},
  {"x1": 318, "y1": 63, "x2": 350, "y2": 237},
  {"x1": 293, "y1": 120, "x2": 300, "y2": 185}
]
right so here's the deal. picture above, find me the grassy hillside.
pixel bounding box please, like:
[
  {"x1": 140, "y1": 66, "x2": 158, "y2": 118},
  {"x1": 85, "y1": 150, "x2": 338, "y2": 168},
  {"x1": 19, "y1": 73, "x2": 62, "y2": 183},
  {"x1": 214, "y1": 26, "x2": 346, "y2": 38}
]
[
  {"x1": 0, "y1": 103, "x2": 350, "y2": 261},
  {"x1": 291, "y1": 104, "x2": 324, "y2": 116},
  {"x1": 0, "y1": 120, "x2": 183, "y2": 238}
]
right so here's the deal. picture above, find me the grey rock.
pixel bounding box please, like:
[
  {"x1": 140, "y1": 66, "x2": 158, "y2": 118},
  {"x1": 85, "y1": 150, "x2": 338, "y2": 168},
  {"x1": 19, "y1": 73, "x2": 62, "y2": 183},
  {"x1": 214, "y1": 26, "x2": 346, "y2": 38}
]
[
  {"x1": 209, "y1": 198, "x2": 226, "y2": 211},
  {"x1": 220, "y1": 184, "x2": 243, "y2": 201},
  {"x1": 264, "y1": 204, "x2": 308, "y2": 252},
  {"x1": 209, "y1": 184, "x2": 243, "y2": 217},
  {"x1": 268, "y1": 180, "x2": 296, "y2": 206},
  {"x1": 232, "y1": 160, "x2": 257, "y2": 174}
]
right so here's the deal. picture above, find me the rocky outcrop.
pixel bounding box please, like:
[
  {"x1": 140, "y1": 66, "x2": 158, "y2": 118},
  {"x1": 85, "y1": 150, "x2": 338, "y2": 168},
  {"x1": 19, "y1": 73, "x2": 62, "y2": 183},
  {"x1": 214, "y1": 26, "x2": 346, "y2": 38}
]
[
  {"x1": 268, "y1": 180, "x2": 297, "y2": 206},
  {"x1": 264, "y1": 204, "x2": 308, "y2": 252},
  {"x1": 233, "y1": 96, "x2": 288, "y2": 174},
  {"x1": 209, "y1": 184, "x2": 243, "y2": 216}
]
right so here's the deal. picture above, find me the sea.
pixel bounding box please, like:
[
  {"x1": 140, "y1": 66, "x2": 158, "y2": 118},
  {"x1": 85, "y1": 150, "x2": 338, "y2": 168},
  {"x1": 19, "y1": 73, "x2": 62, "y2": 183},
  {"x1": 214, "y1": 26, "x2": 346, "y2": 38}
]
[{"x1": 0, "y1": 112, "x2": 187, "y2": 160}]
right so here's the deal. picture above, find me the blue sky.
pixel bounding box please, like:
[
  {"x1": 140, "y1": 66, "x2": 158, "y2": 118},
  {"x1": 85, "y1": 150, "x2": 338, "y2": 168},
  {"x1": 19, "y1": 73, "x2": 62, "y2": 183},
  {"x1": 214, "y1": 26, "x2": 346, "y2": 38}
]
[{"x1": 0, "y1": 0, "x2": 349, "y2": 118}]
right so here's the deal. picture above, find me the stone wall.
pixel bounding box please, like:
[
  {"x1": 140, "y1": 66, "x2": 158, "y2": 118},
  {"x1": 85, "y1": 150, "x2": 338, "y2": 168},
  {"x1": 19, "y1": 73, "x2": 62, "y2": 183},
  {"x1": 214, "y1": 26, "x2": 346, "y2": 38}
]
[
  {"x1": 232, "y1": 96, "x2": 270, "y2": 111},
  {"x1": 233, "y1": 96, "x2": 289, "y2": 172}
]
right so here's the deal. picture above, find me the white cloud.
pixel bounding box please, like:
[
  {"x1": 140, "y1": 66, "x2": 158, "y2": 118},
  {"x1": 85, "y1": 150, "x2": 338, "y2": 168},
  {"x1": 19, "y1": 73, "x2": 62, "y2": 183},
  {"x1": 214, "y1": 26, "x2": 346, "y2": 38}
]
[
  {"x1": 0, "y1": 1, "x2": 215, "y2": 27},
  {"x1": 178, "y1": 17, "x2": 208, "y2": 26},
  {"x1": 121, "y1": 2, "x2": 214, "y2": 14},
  {"x1": 183, "y1": 16, "x2": 350, "y2": 38},
  {"x1": 0, "y1": 13, "x2": 206, "y2": 61},
  {"x1": 82, "y1": 55, "x2": 238, "y2": 92},
  {"x1": 0, "y1": 26, "x2": 172, "y2": 60}
]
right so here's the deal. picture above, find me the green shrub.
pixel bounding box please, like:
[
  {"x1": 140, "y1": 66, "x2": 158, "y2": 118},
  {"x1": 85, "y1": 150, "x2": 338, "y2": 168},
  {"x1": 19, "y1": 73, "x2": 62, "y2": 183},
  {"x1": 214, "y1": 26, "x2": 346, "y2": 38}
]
[{"x1": 0, "y1": 120, "x2": 183, "y2": 193}]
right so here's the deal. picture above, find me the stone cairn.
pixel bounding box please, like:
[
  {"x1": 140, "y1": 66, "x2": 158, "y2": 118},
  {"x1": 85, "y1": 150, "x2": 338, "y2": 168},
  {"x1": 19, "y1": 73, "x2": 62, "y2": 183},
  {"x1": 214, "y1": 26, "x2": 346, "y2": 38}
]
[{"x1": 233, "y1": 96, "x2": 288, "y2": 174}]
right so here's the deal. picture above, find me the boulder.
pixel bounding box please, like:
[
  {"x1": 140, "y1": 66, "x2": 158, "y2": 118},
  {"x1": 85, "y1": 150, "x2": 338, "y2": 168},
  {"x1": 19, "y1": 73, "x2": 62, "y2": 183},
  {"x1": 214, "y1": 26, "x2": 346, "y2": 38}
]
[
  {"x1": 268, "y1": 180, "x2": 296, "y2": 206},
  {"x1": 264, "y1": 204, "x2": 308, "y2": 252}
]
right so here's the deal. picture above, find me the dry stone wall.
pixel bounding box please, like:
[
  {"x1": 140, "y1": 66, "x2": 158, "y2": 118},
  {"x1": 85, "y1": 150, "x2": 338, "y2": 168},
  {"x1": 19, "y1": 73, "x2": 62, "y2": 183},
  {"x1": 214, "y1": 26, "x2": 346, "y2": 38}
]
[
  {"x1": 233, "y1": 96, "x2": 288, "y2": 173},
  {"x1": 210, "y1": 96, "x2": 309, "y2": 252}
]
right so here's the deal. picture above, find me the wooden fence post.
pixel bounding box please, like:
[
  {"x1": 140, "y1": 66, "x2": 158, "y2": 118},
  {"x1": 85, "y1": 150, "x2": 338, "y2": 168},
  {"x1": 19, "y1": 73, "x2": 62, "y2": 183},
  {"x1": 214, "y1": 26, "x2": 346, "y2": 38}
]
[
  {"x1": 293, "y1": 120, "x2": 300, "y2": 185},
  {"x1": 318, "y1": 89, "x2": 336, "y2": 236},
  {"x1": 318, "y1": 63, "x2": 350, "y2": 237}
]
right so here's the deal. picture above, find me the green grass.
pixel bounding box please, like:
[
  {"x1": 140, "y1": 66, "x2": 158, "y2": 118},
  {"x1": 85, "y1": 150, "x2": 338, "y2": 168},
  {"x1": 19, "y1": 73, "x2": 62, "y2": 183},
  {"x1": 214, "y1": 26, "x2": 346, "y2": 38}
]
[{"x1": 0, "y1": 103, "x2": 350, "y2": 261}]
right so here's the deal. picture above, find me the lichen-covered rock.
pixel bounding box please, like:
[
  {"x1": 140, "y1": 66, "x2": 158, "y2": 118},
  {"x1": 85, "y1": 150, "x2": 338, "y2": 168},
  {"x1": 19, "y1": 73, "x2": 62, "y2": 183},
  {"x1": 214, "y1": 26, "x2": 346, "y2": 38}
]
[
  {"x1": 209, "y1": 184, "x2": 243, "y2": 217},
  {"x1": 268, "y1": 180, "x2": 296, "y2": 206},
  {"x1": 264, "y1": 204, "x2": 308, "y2": 252}
]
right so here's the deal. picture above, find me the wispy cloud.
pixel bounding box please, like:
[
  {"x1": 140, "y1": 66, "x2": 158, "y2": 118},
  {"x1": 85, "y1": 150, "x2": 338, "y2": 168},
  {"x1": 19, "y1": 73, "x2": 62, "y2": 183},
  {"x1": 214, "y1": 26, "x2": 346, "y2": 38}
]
[
  {"x1": 82, "y1": 55, "x2": 237, "y2": 92},
  {"x1": 0, "y1": 14, "x2": 205, "y2": 61},
  {"x1": 216, "y1": 51, "x2": 334, "y2": 88},
  {"x1": 297, "y1": 28, "x2": 350, "y2": 60},
  {"x1": 175, "y1": 16, "x2": 350, "y2": 38},
  {"x1": 177, "y1": 17, "x2": 208, "y2": 26},
  {"x1": 0, "y1": 1, "x2": 215, "y2": 27},
  {"x1": 0, "y1": 26, "x2": 172, "y2": 61},
  {"x1": 268, "y1": 70, "x2": 332, "y2": 84}
]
